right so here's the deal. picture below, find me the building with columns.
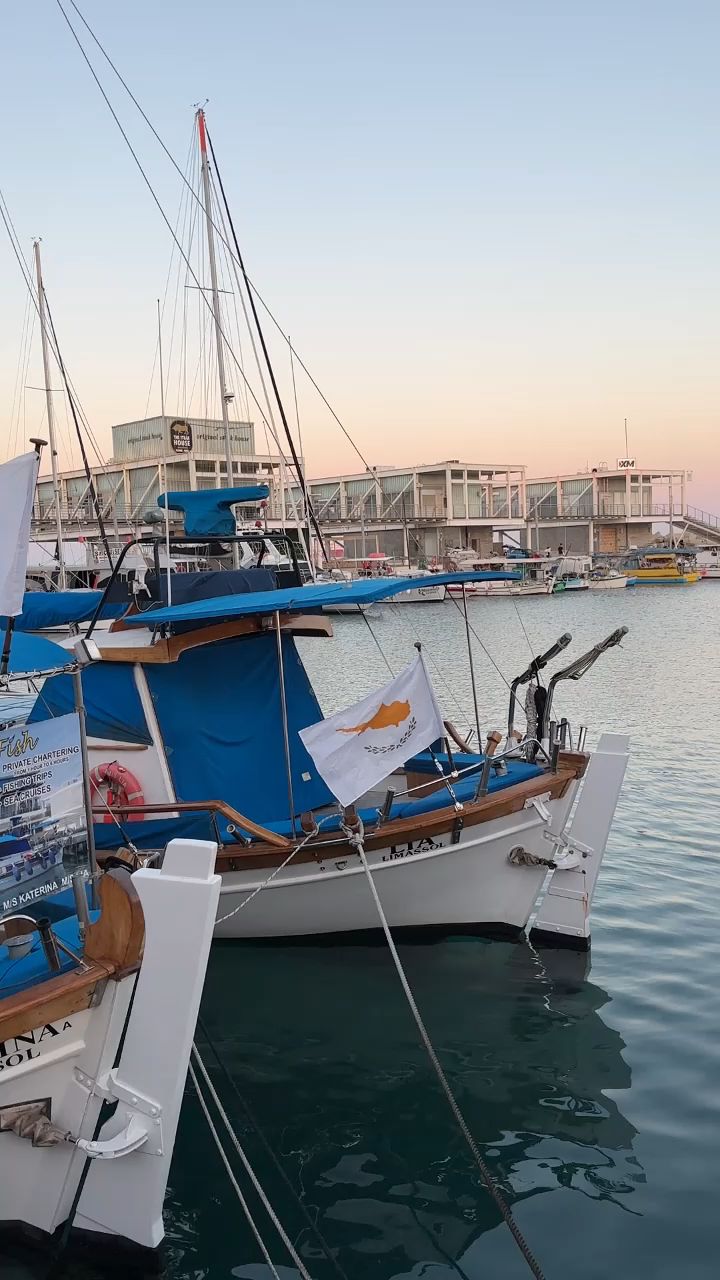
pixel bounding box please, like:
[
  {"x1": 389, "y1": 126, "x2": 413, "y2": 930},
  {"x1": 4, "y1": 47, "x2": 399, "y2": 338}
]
[
  {"x1": 33, "y1": 415, "x2": 284, "y2": 537},
  {"x1": 291, "y1": 461, "x2": 527, "y2": 562},
  {"x1": 32, "y1": 422, "x2": 713, "y2": 564},
  {"x1": 525, "y1": 464, "x2": 693, "y2": 554}
]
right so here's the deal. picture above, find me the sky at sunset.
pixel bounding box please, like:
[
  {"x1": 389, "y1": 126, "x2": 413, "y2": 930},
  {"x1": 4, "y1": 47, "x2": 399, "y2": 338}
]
[{"x1": 1, "y1": 1, "x2": 719, "y2": 508}]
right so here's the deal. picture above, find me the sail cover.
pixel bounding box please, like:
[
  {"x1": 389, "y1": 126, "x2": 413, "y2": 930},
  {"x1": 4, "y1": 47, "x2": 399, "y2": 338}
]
[
  {"x1": 144, "y1": 631, "x2": 333, "y2": 820},
  {"x1": 28, "y1": 662, "x2": 152, "y2": 744},
  {"x1": 0, "y1": 452, "x2": 39, "y2": 617}
]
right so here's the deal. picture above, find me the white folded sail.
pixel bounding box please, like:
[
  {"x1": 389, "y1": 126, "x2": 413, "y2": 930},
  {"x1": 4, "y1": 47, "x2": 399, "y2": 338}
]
[{"x1": 0, "y1": 451, "x2": 39, "y2": 617}]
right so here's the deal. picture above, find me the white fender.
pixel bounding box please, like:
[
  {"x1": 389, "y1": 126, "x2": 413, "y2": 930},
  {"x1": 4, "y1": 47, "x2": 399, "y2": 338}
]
[{"x1": 73, "y1": 838, "x2": 220, "y2": 1248}]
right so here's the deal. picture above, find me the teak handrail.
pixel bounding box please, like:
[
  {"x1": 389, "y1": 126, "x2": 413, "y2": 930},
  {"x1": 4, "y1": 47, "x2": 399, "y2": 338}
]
[
  {"x1": 94, "y1": 799, "x2": 292, "y2": 850},
  {"x1": 0, "y1": 869, "x2": 145, "y2": 1045}
]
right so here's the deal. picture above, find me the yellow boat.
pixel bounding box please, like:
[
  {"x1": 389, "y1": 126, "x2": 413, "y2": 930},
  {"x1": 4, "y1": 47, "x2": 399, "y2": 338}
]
[{"x1": 622, "y1": 548, "x2": 700, "y2": 585}]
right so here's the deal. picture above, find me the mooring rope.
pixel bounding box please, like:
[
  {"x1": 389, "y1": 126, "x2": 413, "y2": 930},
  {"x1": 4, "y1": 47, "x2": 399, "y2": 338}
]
[
  {"x1": 343, "y1": 819, "x2": 547, "y2": 1280},
  {"x1": 188, "y1": 1059, "x2": 283, "y2": 1280},
  {"x1": 196, "y1": 1014, "x2": 353, "y2": 1280},
  {"x1": 191, "y1": 1045, "x2": 313, "y2": 1280}
]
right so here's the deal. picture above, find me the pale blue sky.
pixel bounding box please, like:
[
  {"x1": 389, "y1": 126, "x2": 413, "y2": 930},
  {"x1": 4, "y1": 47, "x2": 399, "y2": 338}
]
[{"x1": 2, "y1": 1, "x2": 719, "y2": 504}]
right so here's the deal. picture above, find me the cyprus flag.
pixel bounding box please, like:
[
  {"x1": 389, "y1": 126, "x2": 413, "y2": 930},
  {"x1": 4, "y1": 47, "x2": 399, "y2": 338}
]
[{"x1": 299, "y1": 652, "x2": 445, "y2": 808}]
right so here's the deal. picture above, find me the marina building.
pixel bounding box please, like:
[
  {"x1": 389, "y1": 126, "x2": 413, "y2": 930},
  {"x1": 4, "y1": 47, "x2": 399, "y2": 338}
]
[
  {"x1": 525, "y1": 464, "x2": 705, "y2": 554},
  {"x1": 30, "y1": 420, "x2": 718, "y2": 562},
  {"x1": 33, "y1": 415, "x2": 284, "y2": 538},
  {"x1": 291, "y1": 461, "x2": 528, "y2": 562}
]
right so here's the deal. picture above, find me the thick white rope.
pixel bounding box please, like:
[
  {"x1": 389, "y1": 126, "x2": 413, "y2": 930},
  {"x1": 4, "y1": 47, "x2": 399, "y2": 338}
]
[
  {"x1": 191, "y1": 1045, "x2": 313, "y2": 1280},
  {"x1": 188, "y1": 1060, "x2": 282, "y2": 1280},
  {"x1": 345, "y1": 821, "x2": 547, "y2": 1280}
]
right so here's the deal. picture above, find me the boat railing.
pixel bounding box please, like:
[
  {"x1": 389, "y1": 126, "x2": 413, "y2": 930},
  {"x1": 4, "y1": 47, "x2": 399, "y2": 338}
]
[{"x1": 84, "y1": 530, "x2": 306, "y2": 636}]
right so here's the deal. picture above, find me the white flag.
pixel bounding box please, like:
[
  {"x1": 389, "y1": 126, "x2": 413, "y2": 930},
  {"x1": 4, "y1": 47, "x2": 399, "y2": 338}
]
[
  {"x1": 299, "y1": 652, "x2": 445, "y2": 808},
  {"x1": 0, "y1": 451, "x2": 39, "y2": 617}
]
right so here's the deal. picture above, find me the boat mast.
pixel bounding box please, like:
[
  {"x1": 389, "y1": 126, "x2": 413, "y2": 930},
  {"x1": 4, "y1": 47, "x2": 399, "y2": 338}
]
[
  {"x1": 33, "y1": 240, "x2": 66, "y2": 589},
  {"x1": 196, "y1": 108, "x2": 234, "y2": 490}
]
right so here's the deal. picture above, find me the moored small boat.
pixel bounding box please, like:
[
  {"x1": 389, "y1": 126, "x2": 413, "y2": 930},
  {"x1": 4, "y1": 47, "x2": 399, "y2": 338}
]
[
  {"x1": 0, "y1": 839, "x2": 220, "y2": 1253},
  {"x1": 620, "y1": 547, "x2": 700, "y2": 585}
]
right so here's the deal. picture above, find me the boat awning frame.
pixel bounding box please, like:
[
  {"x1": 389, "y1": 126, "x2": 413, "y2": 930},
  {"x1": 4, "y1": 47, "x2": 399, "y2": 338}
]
[{"x1": 125, "y1": 571, "x2": 522, "y2": 627}]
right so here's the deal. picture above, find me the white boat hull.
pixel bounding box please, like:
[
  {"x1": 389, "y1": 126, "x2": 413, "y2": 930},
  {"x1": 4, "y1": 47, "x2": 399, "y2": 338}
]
[
  {"x1": 588, "y1": 575, "x2": 628, "y2": 589},
  {"x1": 215, "y1": 802, "x2": 567, "y2": 939},
  {"x1": 446, "y1": 583, "x2": 550, "y2": 598},
  {"x1": 214, "y1": 736, "x2": 629, "y2": 945},
  {"x1": 389, "y1": 583, "x2": 446, "y2": 602}
]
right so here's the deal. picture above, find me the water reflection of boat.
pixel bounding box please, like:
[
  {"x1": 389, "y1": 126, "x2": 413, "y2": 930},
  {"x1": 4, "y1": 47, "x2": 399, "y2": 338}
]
[{"x1": 198, "y1": 938, "x2": 642, "y2": 1275}]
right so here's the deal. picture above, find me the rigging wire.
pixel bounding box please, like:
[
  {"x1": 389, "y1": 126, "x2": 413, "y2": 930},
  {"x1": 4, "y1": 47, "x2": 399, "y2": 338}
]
[
  {"x1": 191, "y1": 1046, "x2": 314, "y2": 1280},
  {"x1": 57, "y1": 0, "x2": 373, "y2": 476},
  {"x1": 385, "y1": 601, "x2": 475, "y2": 734},
  {"x1": 188, "y1": 1060, "x2": 283, "y2": 1280},
  {"x1": 205, "y1": 125, "x2": 327, "y2": 560},
  {"x1": 42, "y1": 297, "x2": 115, "y2": 568},
  {"x1": 8, "y1": 285, "x2": 33, "y2": 460},
  {"x1": 446, "y1": 591, "x2": 512, "y2": 692},
  {"x1": 53, "y1": 0, "x2": 315, "y2": 517},
  {"x1": 142, "y1": 125, "x2": 196, "y2": 421},
  {"x1": 361, "y1": 610, "x2": 396, "y2": 677},
  {"x1": 0, "y1": 188, "x2": 112, "y2": 477}
]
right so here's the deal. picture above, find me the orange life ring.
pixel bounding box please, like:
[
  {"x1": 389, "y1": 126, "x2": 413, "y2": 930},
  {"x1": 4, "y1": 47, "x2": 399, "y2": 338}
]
[{"x1": 90, "y1": 761, "x2": 145, "y2": 824}]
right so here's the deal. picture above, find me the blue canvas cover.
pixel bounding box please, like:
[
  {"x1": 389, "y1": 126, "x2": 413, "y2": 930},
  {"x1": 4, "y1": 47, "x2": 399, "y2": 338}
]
[
  {"x1": 0, "y1": 630, "x2": 73, "y2": 674},
  {"x1": 93, "y1": 811, "x2": 216, "y2": 851},
  {"x1": 125, "y1": 571, "x2": 522, "y2": 628},
  {"x1": 28, "y1": 662, "x2": 152, "y2": 745},
  {"x1": 144, "y1": 632, "x2": 333, "y2": 822},
  {"x1": 158, "y1": 486, "x2": 270, "y2": 537},
  {"x1": 9, "y1": 591, "x2": 126, "y2": 631}
]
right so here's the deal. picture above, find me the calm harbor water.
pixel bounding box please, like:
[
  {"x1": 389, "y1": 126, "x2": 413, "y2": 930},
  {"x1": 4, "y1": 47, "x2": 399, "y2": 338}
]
[{"x1": 7, "y1": 586, "x2": 720, "y2": 1279}]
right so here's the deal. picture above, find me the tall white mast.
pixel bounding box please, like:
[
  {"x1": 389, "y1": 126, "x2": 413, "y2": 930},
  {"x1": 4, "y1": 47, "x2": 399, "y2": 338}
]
[
  {"x1": 196, "y1": 108, "x2": 234, "y2": 487},
  {"x1": 33, "y1": 239, "x2": 66, "y2": 589}
]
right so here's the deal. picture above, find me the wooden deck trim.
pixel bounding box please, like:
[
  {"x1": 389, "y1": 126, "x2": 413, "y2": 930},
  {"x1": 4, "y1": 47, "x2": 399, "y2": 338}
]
[
  {"x1": 0, "y1": 961, "x2": 114, "y2": 1045},
  {"x1": 0, "y1": 869, "x2": 146, "y2": 1044},
  {"x1": 98, "y1": 613, "x2": 332, "y2": 664},
  {"x1": 84, "y1": 869, "x2": 145, "y2": 975},
  {"x1": 215, "y1": 764, "x2": 582, "y2": 872}
]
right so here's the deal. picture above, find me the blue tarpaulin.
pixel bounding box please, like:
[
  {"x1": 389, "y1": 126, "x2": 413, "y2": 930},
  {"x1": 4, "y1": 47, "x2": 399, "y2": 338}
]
[
  {"x1": 125, "y1": 571, "x2": 522, "y2": 628},
  {"x1": 0, "y1": 629, "x2": 73, "y2": 674},
  {"x1": 93, "y1": 812, "x2": 216, "y2": 851},
  {"x1": 144, "y1": 631, "x2": 334, "y2": 821},
  {"x1": 7, "y1": 591, "x2": 126, "y2": 631},
  {"x1": 158, "y1": 486, "x2": 270, "y2": 537},
  {"x1": 28, "y1": 661, "x2": 152, "y2": 744}
]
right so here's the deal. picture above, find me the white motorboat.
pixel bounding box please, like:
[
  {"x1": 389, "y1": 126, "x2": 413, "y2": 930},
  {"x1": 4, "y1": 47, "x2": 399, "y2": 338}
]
[
  {"x1": 355, "y1": 556, "x2": 446, "y2": 602},
  {"x1": 0, "y1": 837, "x2": 220, "y2": 1252},
  {"x1": 588, "y1": 568, "x2": 630, "y2": 589},
  {"x1": 696, "y1": 549, "x2": 720, "y2": 579},
  {"x1": 444, "y1": 552, "x2": 553, "y2": 597}
]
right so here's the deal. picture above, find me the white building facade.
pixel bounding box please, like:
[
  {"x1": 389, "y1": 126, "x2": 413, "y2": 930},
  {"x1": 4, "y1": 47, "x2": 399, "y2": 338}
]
[
  {"x1": 292, "y1": 461, "x2": 527, "y2": 562},
  {"x1": 33, "y1": 415, "x2": 283, "y2": 536}
]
